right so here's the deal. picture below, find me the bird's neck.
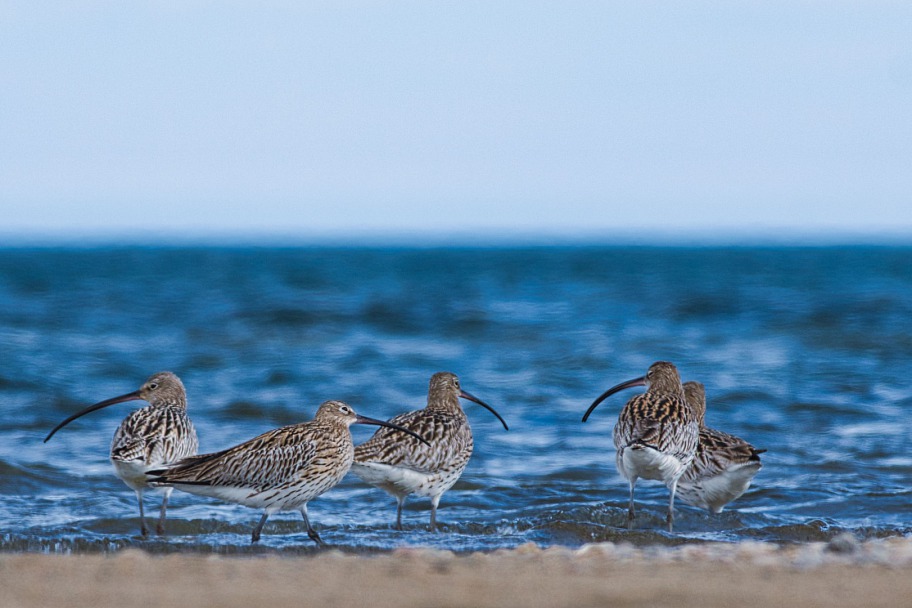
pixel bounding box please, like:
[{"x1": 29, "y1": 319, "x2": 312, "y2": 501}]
[
  {"x1": 150, "y1": 399, "x2": 187, "y2": 409},
  {"x1": 648, "y1": 381, "x2": 684, "y2": 399},
  {"x1": 426, "y1": 394, "x2": 463, "y2": 415}
]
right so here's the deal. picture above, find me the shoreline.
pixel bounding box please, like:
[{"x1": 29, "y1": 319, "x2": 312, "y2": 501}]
[{"x1": 3, "y1": 537, "x2": 912, "y2": 608}]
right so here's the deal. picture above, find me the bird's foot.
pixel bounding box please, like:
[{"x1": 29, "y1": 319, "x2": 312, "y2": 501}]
[{"x1": 308, "y1": 529, "x2": 326, "y2": 547}]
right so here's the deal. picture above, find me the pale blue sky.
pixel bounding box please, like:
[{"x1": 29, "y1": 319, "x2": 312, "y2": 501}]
[{"x1": 2, "y1": 2, "x2": 910, "y2": 243}]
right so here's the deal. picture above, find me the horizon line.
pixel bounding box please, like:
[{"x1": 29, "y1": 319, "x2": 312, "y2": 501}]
[{"x1": 2, "y1": 227, "x2": 911, "y2": 248}]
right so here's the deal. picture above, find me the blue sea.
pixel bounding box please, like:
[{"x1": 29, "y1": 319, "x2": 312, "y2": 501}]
[{"x1": 1, "y1": 245, "x2": 910, "y2": 554}]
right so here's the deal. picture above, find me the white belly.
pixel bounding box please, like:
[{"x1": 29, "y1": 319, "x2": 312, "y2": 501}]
[
  {"x1": 112, "y1": 460, "x2": 154, "y2": 491},
  {"x1": 619, "y1": 445, "x2": 688, "y2": 487},
  {"x1": 168, "y1": 475, "x2": 341, "y2": 512},
  {"x1": 677, "y1": 461, "x2": 762, "y2": 513},
  {"x1": 350, "y1": 461, "x2": 462, "y2": 499}
]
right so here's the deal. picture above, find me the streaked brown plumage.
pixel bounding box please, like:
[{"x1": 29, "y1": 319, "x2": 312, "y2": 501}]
[
  {"x1": 351, "y1": 372, "x2": 508, "y2": 531},
  {"x1": 43, "y1": 371, "x2": 199, "y2": 536},
  {"x1": 147, "y1": 400, "x2": 428, "y2": 545},
  {"x1": 582, "y1": 361, "x2": 699, "y2": 531},
  {"x1": 677, "y1": 381, "x2": 765, "y2": 513}
]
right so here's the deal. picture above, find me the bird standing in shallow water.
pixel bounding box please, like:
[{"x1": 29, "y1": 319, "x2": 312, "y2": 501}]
[
  {"x1": 147, "y1": 400, "x2": 428, "y2": 546},
  {"x1": 44, "y1": 371, "x2": 199, "y2": 536},
  {"x1": 582, "y1": 361, "x2": 699, "y2": 532},
  {"x1": 676, "y1": 381, "x2": 765, "y2": 513},
  {"x1": 351, "y1": 372, "x2": 508, "y2": 531}
]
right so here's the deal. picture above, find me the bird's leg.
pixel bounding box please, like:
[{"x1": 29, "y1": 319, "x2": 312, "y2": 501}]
[
  {"x1": 251, "y1": 512, "x2": 269, "y2": 543},
  {"x1": 626, "y1": 478, "x2": 637, "y2": 530},
  {"x1": 156, "y1": 487, "x2": 172, "y2": 536},
  {"x1": 395, "y1": 496, "x2": 405, "y2": 531},
  {"x1": 429, "y1": 495, "x2": 441, "y2": 532},
  {"x1": 136, "y1": 490, "x2": 149, "y2": 537},
  {"x1": 666, "y1": 479, "x2": 678, "y2": 533},
  {"x1": 300, "y1": 505, "x2": 326, "y2": 547}
]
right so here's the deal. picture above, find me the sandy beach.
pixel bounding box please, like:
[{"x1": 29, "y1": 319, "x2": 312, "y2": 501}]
[{"x1": 4, "y1": 537, "x2": 912, "y2": 608}]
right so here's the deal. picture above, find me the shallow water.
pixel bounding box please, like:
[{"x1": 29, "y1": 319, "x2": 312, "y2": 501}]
[{"x1": 1, "y1": 245, "x2": 910, "y2": 554}]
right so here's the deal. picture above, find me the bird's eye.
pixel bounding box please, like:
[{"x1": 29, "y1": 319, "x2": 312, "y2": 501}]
[
  {"x1": 148, "y1": 383, "x2": 159, "y2": 390},
  {"x1": 340, "y1": 405, "x2": 351, "y2": 415}
]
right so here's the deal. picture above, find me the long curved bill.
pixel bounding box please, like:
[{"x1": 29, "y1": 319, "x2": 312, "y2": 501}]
[
  {"x1": 459, "y1": 389, "x2": 509, "y2": 431},
  {"x1": 355, "y1": 414, "x2": 431, "y2": 446},
  {"x1": 581, "y1": 376, "x2": 647, "y2": 422},
  {"x1": 43, "y1": 390, "x2": 143, "y2": 443}
]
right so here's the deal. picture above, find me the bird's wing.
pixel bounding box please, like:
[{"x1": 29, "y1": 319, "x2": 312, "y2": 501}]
[
  {"x1": 354, "y1": 410, "x2": 469, "y2": 473},
  {"x1": 150, "y1": 425, "x2": 318, "y2": 491}
]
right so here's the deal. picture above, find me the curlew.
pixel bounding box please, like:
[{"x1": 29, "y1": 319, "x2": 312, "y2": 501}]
[
  {"x1": 351, "y1": 372, "x2": 508, "y2": 531},
  {"x1": 676, "y1": 381, "x2": 765, "y2": 513},
  {"x1": 582, "y1": 361, "x2": 699, "y2": 531},
  {"x1": 44, "y1": 371, "x2": 198, "y2": 536},
  {"x1": 147, "y1": 400, "x2": 428, "y2": 545}
]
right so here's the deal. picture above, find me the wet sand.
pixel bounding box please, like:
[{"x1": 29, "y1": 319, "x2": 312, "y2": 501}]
[{"x1": 3, "y1": 538, "x2": 911, "y2": 608}]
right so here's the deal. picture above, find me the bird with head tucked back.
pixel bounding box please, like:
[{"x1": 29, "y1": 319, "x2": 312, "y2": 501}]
[
  {"x1": 351, "y1": 372, "x2": 508, "y2": 531},
  {"x1": 676, "y1": 381, "x2": 765, "y2": 513},
  {"x1": 44, "y1": 371, "x2": 199, "y2": 537},
  {"x1": 583, "y1": 361, "x2": 699, "y2": 532}
]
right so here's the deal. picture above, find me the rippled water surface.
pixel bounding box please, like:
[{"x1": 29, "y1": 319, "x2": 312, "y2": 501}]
[{"x1": 1, "y1": 245, "x2": 910, "y2": 554}]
